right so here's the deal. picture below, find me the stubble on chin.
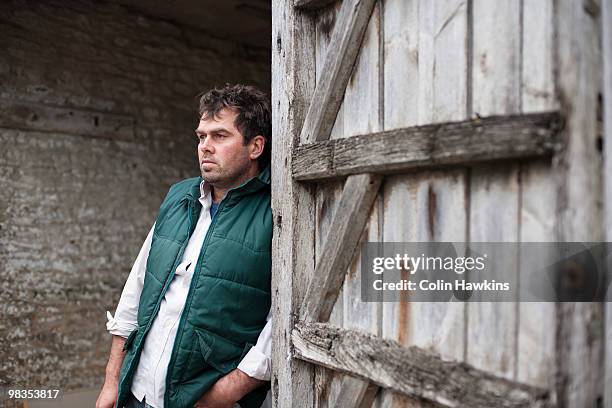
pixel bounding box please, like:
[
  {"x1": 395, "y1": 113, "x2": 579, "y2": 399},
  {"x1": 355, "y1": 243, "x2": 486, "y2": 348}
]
[{"x1": 201, "y1": 169, "x2": 221, "y2": 185}]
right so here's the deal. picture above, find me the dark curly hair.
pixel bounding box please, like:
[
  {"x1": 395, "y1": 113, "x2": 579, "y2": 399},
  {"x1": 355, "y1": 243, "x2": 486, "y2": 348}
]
[{"x1": 198, "y1": 84, "x2": 271, "y2": 168}]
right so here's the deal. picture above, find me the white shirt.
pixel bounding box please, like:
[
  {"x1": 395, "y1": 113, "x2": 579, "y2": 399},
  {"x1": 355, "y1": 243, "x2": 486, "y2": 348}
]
[{"x1": 106, "y1": 181, "x2": 272, "y2": 408}]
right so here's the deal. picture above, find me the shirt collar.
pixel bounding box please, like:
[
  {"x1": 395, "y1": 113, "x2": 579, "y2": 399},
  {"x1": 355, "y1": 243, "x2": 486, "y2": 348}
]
[
  {"x1": 199, "y1": 180, "x2": 211, "y2": 199},
  {"x1": 199, "y1": 180, "x2": 212, "y2": 207}
]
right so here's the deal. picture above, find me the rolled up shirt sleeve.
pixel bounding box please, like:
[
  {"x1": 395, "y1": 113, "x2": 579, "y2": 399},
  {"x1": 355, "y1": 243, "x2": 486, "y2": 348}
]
[
  {"x1": 106, "y1": 223, "x2": 155, "y2": 338},
  {"x1": 237, "y1": 309, "x2": 272, "y2": 381}
]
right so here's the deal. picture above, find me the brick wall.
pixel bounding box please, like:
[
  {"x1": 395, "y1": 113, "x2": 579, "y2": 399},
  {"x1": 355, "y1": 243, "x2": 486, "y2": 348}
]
[{"x1": 0, "y1": 0, "x2": 270, "y2": 395}]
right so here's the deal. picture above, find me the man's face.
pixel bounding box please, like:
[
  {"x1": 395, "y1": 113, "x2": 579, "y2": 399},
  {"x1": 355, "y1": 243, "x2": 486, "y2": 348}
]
[{"x1": 195, "y1": 108, "x2": 254, "y2": 187}]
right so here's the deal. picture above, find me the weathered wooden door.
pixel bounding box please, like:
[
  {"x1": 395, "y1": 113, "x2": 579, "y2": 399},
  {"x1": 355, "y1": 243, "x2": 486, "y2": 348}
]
[{"x1": 271, "y1": 0, "x2": 608, "y2": 407}]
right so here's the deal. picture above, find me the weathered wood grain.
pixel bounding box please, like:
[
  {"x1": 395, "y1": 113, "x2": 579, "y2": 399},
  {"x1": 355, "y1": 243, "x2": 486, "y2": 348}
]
[
  {"x1": 333, "y1": 376, "x2": 379, "y2": 408},
  {"x1": 517, "y1": 161, "x2": 556, "y2": 388},
  {"x1": 335, "y1": 1, "x2": 382, "y2": 329},
  {"x1": 379, "y1": 3, "x2": 423, "y2": 406},
  {"x1": 471, "y1": 0, "x2": 520, "y2": 117},
  {"x1": 313, "y1": 6, "x2": 347, "y2": 406},
  {"x1": 292, "y1": 112, "x2": 562, "y2": 181},
  {"x1": 418, "y1": 0, "x2": 469, "y2": 123},
  {"x1": 603, "y1": 1, "x2": 612, "y2": 406},
  {"x1": 312, "y1": 5, "x2": 348, "y2": 404},
  {"x1": 605, "y1": 0, "x2": 612, "y2": 257},
  {"x1": 294, "y1": 0, "x2": 338, "y2": 11},
  {"x1": 467, "y1": 165, "x2": 520, "y2": 380},
  {"x1": 341, "y1": 0, "x2": 381, "y2": 139},
  {"x1": 314, "y1": 179, "x2": 345, "y2": 408},
  {"x1": 521, "y1": 0, "x2": 557, "y2": 111},
  {"x1": 406, "y1": 0, "x2": 468, "y2": 361},
  {"x1": 0, "y1": 99, "x2": 134, "y2": 140},
  {"x1": 301, "y1": 173, "x2": 382, "y2": 323},
  {"x1": 379, "y1": 3, "x2": 470, "y2": 406},
  {"x1": 292, "y1": 322, "x2": 550, "y2": 408},
  {"x1": 517, "y1": 0, "x2": 557, "y2": 390},
  {"x1": 467, "y1": 0, "x2": 521, "y2": 383},
  {"x1": 382, "y1": 171, "x2": 468, "y2": 353},
  {"x1": 329, "y1": 2, "x2": 383, "y2": 405},
  {"x1": 271, "y1": 0, "x2": 317, "y2": 406},
  {"x1": 315, "y1": 2, "x2": 345, "y2": 143},
  {"x1": 553, "y1": 0, "x2": 604, "y2": 407},
  {"x1": 299, "y1": 0, "x2": 378, "y2": 143},
  {"x1": 383, "y1": 0, "x2": 419, "y2": 129}
]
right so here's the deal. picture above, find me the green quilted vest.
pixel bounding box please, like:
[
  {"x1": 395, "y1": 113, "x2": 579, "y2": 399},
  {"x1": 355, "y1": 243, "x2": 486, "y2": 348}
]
[{"x1": 116, "y1": 166, "x2": 272, "y2": 408}]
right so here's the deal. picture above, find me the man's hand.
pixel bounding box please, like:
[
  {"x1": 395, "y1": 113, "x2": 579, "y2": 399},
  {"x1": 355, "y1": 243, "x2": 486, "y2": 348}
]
[
  {"x1": 96, "y1": 335, "x2": 126, "y2": 408},
  {"x1": 194, "y1": 369, "x2": 266, "y2": 408},
  {"x1": 96, "y1": 381, "x2": 118, "y2": 408}
]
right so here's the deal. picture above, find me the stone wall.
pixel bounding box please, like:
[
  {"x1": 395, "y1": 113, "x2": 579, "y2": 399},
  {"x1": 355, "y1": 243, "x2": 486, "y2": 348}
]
[{"x1": 0, "y1": 0, "x2": 270, "y2": 396}]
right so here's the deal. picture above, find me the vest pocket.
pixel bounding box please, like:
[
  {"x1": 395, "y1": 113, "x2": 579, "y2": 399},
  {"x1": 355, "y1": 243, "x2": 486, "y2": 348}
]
[{"x1": 194, "y1": 328, "x2": 244, "y2": 375}]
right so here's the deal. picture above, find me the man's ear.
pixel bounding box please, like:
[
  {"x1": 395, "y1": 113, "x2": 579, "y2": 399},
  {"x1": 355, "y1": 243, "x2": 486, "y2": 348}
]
[{"x1": 249, "y1": 135, "x2": 265, "y2": 160}]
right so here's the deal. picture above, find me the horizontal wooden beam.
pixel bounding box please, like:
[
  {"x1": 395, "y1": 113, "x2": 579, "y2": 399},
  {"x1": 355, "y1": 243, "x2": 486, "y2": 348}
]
[
  {"x1": 300, "y1": 173, "x2": 382, "y2": 322},
  {"x1": 294, "y1": 0, "x2": 339, "y2": 10},
  {"x1": 293, "y1": 111, "x2": 563, "y2": 181},
  {"x1": 299, "y1": 0, "x2": 378, "y2": 143},
  {"x1": 292, "y1": 322, "x2": 550, "y2": 408}
]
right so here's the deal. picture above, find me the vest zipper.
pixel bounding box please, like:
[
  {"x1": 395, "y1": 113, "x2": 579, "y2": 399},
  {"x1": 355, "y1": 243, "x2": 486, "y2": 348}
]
[
  {"x1": 125, "y1": 199, "x2": 197, "y2": 406},
  {"x1": 164, "y1": 192, "x2": 231, "y2": 406}
]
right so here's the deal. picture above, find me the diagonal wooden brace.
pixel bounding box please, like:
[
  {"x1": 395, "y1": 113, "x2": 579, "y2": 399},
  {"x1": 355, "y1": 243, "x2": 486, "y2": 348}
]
[
  {"x1": 300, "y1": 173, "x2": 382, "y2": 322},
  {"x1": 299, "y1": 0, "x2": 378, "y2": 144}
]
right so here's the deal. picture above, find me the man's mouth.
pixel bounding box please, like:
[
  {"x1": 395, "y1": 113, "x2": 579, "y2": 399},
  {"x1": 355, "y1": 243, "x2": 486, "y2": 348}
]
[{"x1": 201, "y1": 159, "x2": 216, "y2": 165}]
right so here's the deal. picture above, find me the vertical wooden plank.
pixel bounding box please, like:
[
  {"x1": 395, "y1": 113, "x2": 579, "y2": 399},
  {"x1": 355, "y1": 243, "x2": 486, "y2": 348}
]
[
  {"x1": 316, "y1": 3, "x2": 384, "y2": 406},
  {"x1": 383, "y1": 170, "x2": 467, "y2": 351},
  {"x1": 341, "y1": 0, "x2": 381, "y2": 333},
  {"x1": 382, "y1": 0, "x2": 419, "y2": 129},
  {"x1": 517, "y1": 0, "x2": 556, "y2": 390},
  {"x1": 335, "y1": 3, "x2": 383, "y2": 405},
  {"x1": 516, "y1": 161, "x2": 556, "y2": 388},
  {"x1": 314, "y1": 179, "x2": 344, "y2": 408},
  {"x1": 522, "y1": 0, "x2": 557, "y2": 112},
  {"x1": 313, "y1": 4, "x2": 345, "y2": 406},
  {"x1": 468, "y1": 0, "x2": 521, "y2": 381},
  {"x1": 471, "y1": 0, "x2": 520, "y2": 117},
  {"x1": 554, "y1": 0, "x2": 602, "y2": 240},
  {"x1": 603, "y1": 1, "x2": 612, "y2": 406},
  {"x1": 313, "y1": 1, "x2": 345, "y2": 327},
  {"x1": 380, "y1": 0, "x2": 420, "y2": 406},
  {"x1": 380, "y1": 0, "x2": 468, "y2": 406},
  {"x1": 407, "y1": 0, "x2": 468, "y2": 362},
  {"x1": 271, "y1": 0, "x2": 316, "y2": 407},
  {"x1": 422, "y1": 0, "x2": 469, "y2": 123},
  {"x1": 342, "y1": 1, "x2": 382, "y2": 138},
  {"x1": 381, "y1": 0, "x2": 419, "y2": 339},
  {"x1": 467, "y1": 165, "x2": 520, "y2": 381},
  {"x1": 554, "y1": 0, "x2": 604, "y2": 406}
]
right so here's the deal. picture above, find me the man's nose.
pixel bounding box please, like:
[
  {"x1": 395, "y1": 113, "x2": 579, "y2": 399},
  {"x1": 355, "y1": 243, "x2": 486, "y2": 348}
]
[{"x1": 200, "y1": 136, "x2": 214, "y2": 153}]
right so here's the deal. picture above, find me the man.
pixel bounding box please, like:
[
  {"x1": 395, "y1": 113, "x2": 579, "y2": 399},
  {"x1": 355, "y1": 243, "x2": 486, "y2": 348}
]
[{"x1": 96, "y1": 84, "x2": 273, "y2": 408}]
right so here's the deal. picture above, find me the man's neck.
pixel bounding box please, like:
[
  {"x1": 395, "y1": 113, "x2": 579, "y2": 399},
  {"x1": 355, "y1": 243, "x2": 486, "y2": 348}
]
[
  {"x1": 211, "y1": 187, "x2": 228, "y2": 204},
  {"x1": 210, "y1": 167, "x2": 260, "y2": 203}
]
